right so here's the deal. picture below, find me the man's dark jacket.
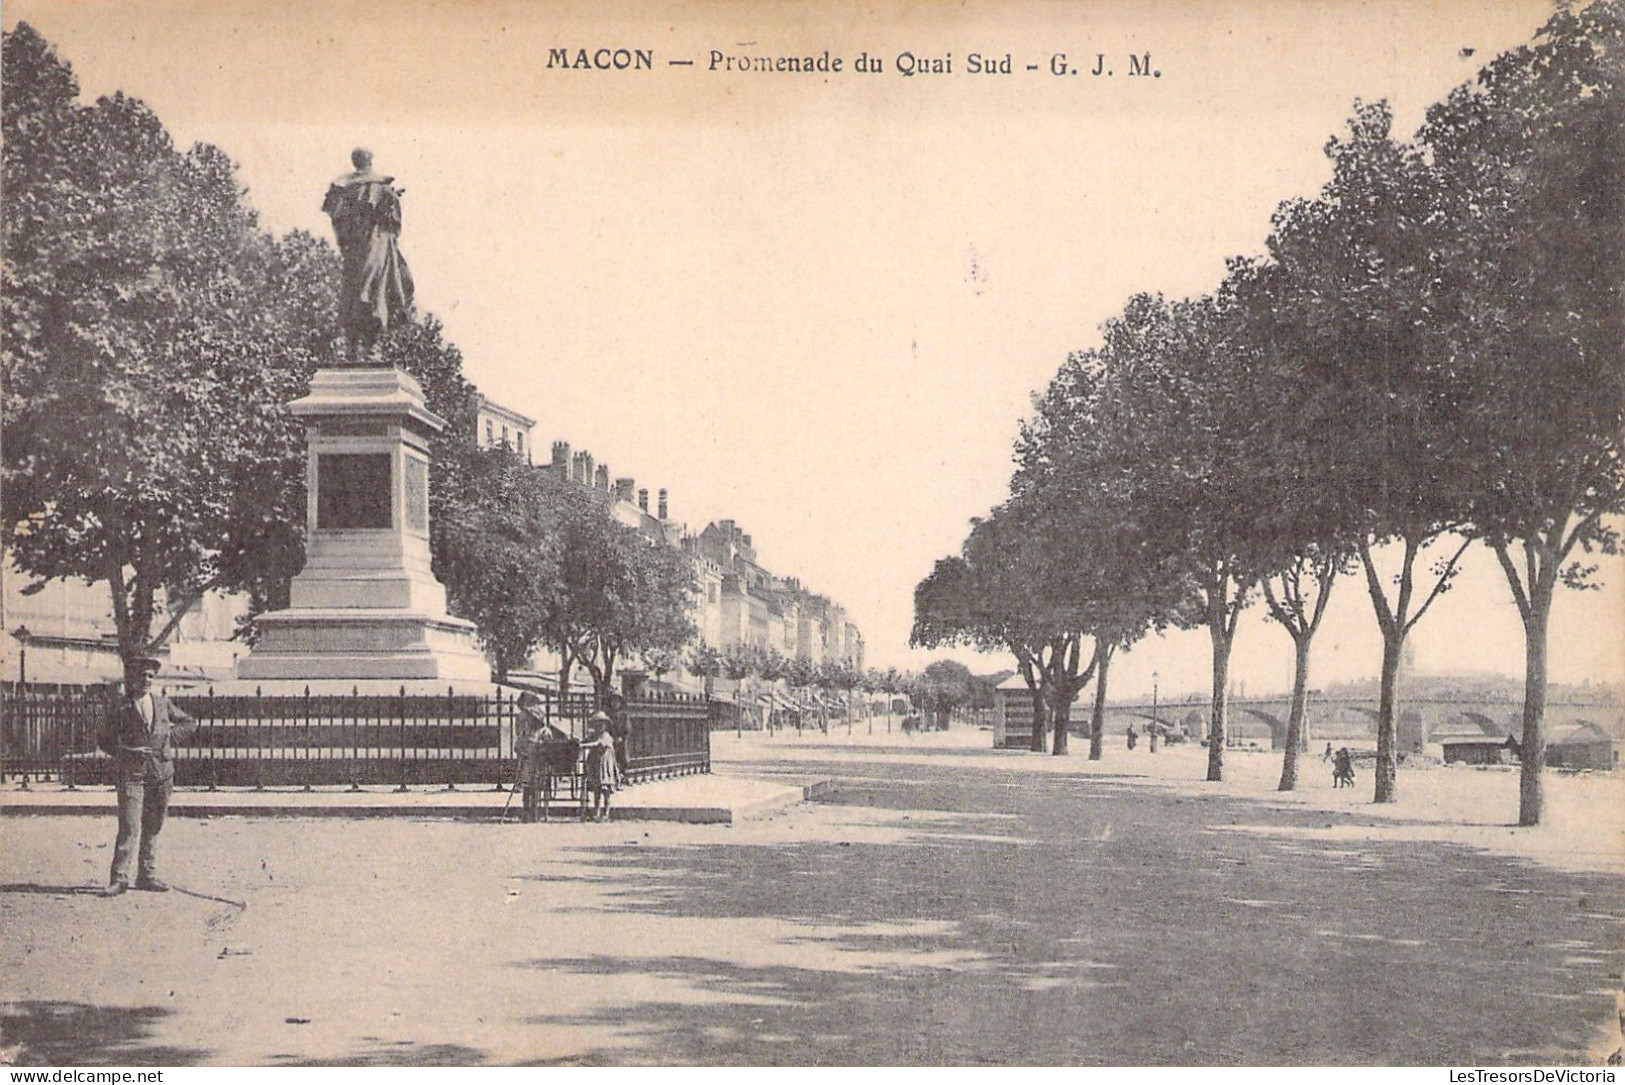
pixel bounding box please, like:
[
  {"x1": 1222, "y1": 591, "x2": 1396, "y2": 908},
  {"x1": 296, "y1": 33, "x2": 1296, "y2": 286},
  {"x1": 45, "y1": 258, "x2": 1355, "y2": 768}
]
[{"x1": 97, "y1": 692, "x2": 196, "y2": 781}]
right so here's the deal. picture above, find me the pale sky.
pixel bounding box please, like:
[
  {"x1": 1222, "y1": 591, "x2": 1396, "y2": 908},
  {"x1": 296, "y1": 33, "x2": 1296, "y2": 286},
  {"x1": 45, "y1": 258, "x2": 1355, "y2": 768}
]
[{"x1": 9, "y1": 0, "x2": 1622, "y2": 697}]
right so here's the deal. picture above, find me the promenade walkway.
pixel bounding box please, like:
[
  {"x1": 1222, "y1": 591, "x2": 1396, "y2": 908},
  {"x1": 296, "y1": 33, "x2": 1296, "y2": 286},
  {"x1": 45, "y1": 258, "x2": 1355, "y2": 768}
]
[{"x1": 0, "y1": 768, "x2": 825, "y2": 824}]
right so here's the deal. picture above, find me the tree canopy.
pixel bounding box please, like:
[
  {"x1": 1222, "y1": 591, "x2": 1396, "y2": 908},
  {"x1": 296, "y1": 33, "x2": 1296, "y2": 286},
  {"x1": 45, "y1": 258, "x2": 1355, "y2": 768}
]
[
  {"x1": 912, "y1": 5, "x2": 1623, "y2": 822},
  {"x1": 2, "y1": 23, "x2": 335, "y2": 673}
]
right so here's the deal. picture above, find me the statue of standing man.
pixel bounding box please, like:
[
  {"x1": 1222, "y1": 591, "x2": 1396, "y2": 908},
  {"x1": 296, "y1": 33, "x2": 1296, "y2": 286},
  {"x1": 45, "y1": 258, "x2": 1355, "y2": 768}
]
[{"x1": 323, "y1": 148, "x2": 414, "y2": 362}]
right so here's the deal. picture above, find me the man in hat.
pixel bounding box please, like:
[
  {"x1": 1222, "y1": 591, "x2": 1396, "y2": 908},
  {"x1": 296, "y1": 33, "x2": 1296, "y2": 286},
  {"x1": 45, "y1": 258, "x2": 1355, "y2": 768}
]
[
  {"x1": 515, "y1": 691, "x2": 571, "y2": 823},
  {"x1": 97, "y1": 657, "x2": 196, "y2": 896}
]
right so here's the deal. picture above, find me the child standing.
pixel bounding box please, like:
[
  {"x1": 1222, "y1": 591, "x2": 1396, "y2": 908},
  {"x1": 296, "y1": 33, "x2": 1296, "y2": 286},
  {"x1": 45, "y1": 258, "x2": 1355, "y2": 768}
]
[{"x1": 581, "y1": 711, "x2": 621, "y2": 822}]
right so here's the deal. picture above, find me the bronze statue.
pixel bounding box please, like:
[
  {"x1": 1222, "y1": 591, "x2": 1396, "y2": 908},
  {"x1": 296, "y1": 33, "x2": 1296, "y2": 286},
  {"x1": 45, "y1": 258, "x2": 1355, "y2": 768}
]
[{"x1": 322, "y1": 148, "x2": 414, "y2": 362}]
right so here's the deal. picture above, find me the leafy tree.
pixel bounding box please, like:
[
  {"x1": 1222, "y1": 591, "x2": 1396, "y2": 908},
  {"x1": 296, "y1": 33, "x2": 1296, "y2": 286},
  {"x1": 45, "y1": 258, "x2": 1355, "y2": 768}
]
[
  {"x1": 1092, "y1": 292, "x2": 1267, "y2": 776},
  {"x1": 2, "y1": 24, "x2": 334, "y2": 676},
  {"x1": 1267, "y1": 101, "x2": 1480, "y2": 802},
  {"x1": 916, "y1": 659, "x2": 976, "y2": 728},
  {"x1": 1014, "y1": 341, "x2": 1195, "y2": 760},
  {"x1": 883, "y1": 666, "x2": 904, "y2": 699},
  {"x1": 641, "y1": 645, "x2": 682, "y2": 686},
  {"x1": 686, "y1": 643, "x2": 723, "y2": 697},
  {"x1": 1421, "y1": 4, "x2": 1625, "y2": 824},
  {"x1": 913, "y1": 511, "x2": 1061, "y2": 752},
  {"x1": 433, "y1": 448, "x2": 560, "y2": 682},
  {"x1": 718, "y1": 642, "x2": 759, "y2": 721},
  {"x1": 756, "y1": 646, "x2": 789, "y2": 685},
  {"x1": 994, "y1": 494, "x2": 1105, "y2": 755},
  {"x1": 539, "y1": 477, "x2": 696, "y2": 701},
  {"x1": 808, "y1": 658, "x2": 857, "y2": 727},
  {"x1": 1220, "y1": 257, "x2": 1354, "y2": 791},
  {"x1": 860, "y1": 667, "x2": 886, "y2": 716},
  {"x1": 721, "y1": 643, "x2": 756, "y2": 683},
  {"x1": 785, "y1": 654, "x2": 818, "y2": 692}
]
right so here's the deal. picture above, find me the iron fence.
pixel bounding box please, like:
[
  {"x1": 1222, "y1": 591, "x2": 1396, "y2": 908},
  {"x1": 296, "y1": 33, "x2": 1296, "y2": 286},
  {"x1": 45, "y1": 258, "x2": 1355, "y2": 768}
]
[
  {"x1": 1, "y1": 682, "x2": 709, "y2": 788},
  {"x1": 624, "y1": 692, "x2": 711, "y2": 778},
  {"x1": 1, "y1": 683, "x2": 109, "y2": 783}
]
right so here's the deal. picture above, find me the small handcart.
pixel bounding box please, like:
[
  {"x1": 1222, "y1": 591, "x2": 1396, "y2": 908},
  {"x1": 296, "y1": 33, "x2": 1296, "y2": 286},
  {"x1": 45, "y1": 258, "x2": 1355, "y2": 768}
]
[{"x1": 518, "y1": 734, "x2": 583, "y2": 822}]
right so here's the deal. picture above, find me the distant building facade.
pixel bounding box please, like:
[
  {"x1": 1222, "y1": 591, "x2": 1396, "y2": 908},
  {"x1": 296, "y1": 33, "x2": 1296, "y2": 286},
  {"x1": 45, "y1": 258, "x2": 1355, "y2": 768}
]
[
  {"x1": 5, "y1": 385, "x2": 865, "y2": 692},
  {"x1": 474, "y1": 394, "x2": 536, "y2": 463},
  {"x1": 691, "y1": 520, "x2": 864, "y2": 669}
]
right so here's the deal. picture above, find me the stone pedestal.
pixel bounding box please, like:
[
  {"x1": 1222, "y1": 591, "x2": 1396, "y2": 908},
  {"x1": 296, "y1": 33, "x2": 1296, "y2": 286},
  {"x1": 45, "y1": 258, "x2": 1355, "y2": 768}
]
[{"x1": 235, "y1": 367, "x2": 491, "y2": 684}]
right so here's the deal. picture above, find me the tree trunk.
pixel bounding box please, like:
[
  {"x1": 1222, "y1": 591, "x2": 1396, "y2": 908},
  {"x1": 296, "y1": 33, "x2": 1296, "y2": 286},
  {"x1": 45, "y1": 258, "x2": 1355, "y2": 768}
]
[
  {"x1": 129, "y1": 569, "x2": 157, "y2": 662},
  {"x1": 1206, "y1": 626, "x2": 1232, "y2": 782},
  {"x1": 1518, "y1": 580, "x2": 1553, "y2": 827},
  {"x1": 1029, "y1": 683, "x2": 1048, "y2": 753},
  {"x1": 1052, "y1": 690, "x2": 1072, "y2": 755},
  {"x1": 106, "y1": 557, "x2": 137, "y2": 681},
  {"x1": 1088, "y1": 649, "x2": 1111, "y2": 761},
  {"x1": 1278, "y1": 634, "x2": 1311, "y2": 791},
  {"x1": 1373, "y1": 632, "x2": 1403, "y2": 803}
]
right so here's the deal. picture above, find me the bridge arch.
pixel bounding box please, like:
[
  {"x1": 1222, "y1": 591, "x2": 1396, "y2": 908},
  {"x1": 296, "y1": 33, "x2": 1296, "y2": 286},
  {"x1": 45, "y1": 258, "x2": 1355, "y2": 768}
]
[
  {"x1": 1457, "y1": 711, "x2": 1502, "y2": 736},
  {"x1": 1234, "y1": 706, "x2": 1288, "y2": 747}
]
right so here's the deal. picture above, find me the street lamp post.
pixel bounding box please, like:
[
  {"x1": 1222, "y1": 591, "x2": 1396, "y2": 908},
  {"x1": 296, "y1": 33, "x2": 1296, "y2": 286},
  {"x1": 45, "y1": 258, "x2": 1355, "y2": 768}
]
[
  {"x1": 13, "y1": 625, "x2": 30, "y2": 688},
  {"x1": 10, "y1": 626, "x2": 31, "y2": 789},
  {"x1": 1150, "y1": 670, "x2": 1159, "y2": 754}
]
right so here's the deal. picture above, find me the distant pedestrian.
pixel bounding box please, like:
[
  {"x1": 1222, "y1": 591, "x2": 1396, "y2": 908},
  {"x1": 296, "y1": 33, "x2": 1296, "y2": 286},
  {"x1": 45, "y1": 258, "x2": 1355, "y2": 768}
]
[
  {"x1": 1322, "y1": 742, "x2": 1334, "y2": 763},
  {"x1": 1126, "y1": 725, "x2": 1138, "y2": 750},
  {"x1": 581, "y1": 712, "x2": 621, "y2": 822},
  {"x1": 1333, "y1": 748, "x2": 1356, "y2": 788},
  {"x1": 97, "y1": 657, "x2": 196, "y2": 896}
]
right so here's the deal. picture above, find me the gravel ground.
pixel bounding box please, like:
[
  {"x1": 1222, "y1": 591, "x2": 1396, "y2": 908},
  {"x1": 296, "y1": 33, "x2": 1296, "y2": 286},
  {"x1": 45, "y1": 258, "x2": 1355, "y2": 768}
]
[{"x1": 2, "y1": 732, "x2": 1621, "y2": 1066}]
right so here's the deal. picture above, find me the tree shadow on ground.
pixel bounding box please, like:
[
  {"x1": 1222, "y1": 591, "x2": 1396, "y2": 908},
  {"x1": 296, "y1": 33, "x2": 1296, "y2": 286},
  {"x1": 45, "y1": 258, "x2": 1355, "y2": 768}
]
[
  {"x1": 273, "y1": 1042, "x2": 488, "y2": 1066},
  {"x1": 0, "y1": 1001, "x2": 207, "y2": 1066},
  {"x1": 514, "y1": 760, "x2": 1625, "y2": 1065},
  {"x1": 0, "y1": 883, "x2": 102, "y2": 898}
]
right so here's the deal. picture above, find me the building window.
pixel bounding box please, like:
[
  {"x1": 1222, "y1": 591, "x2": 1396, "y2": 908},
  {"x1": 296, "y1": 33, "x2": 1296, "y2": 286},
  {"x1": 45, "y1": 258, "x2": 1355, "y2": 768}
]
[
  {"x1": 501, "y1": 424, "x2": 509, "y2": 447},
  {"x1": 485, "y1": 419, "x2": 494, "y2": 445},
  {"x1": 516, "y1": 432, "x2": 525, "y2": 457}
]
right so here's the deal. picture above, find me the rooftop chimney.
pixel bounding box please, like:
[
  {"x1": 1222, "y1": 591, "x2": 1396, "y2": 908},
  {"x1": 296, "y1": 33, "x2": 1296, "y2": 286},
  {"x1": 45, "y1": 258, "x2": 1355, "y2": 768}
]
[
  {"x1": 594, "y1": 465, "x2": 610, "y2": 491},
  {"x1": 615, "y1": 477, "x2": 636, "y2": 503},
  {"x1": 638, "y1": 488, "x2": 649, "y2": 512},
  {"x1": 551, "y1": 441, "x2": 570, "y2": 470},
  {"x1": 658, "y1": 489, "x2": 669, "y2": 520},
  {"x1": 581, "y1": 452, "x2": 595, "y2": 487}
]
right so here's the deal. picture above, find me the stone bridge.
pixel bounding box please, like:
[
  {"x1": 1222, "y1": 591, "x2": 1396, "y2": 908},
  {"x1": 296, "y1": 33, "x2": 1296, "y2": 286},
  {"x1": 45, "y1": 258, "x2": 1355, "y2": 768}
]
[{"x1": 1098, "y1": 695, "x2": 1622, "y2": 752}]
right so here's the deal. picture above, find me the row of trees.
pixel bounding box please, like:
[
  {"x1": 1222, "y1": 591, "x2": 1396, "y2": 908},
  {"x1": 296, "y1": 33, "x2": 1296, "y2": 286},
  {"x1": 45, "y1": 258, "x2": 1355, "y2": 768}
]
[
  {"x1": 686, "y1": 642, "x2": 917, "y2": 712},
  {"x1": 434, "y1": 441, "x2": 698, "y2": 697},
  {"x1": 1, "y1": 23, "x2": 698, "y2": 703},
  {"x1": 913, "y1": 5, "x2": 1623, "y2": 825},
  {"x1": 681, "y1": 644, "x2": 995, "y2": 730}
]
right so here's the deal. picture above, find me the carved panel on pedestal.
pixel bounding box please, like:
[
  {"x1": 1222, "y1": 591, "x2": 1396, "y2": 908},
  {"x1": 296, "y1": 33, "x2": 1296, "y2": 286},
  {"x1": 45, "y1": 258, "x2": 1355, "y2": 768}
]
[
  {"x1": 317, "y1": 453, "x2": 392, "y2": 530},
  {"x1": 404, "y1": 455, "x2": 429, "y2": 535}
]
